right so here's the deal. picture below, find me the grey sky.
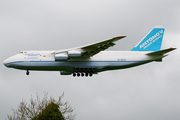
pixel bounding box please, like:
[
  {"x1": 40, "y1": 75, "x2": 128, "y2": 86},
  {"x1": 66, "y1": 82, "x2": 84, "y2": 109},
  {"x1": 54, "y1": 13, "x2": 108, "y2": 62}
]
[{"x1": 0, "y1": 0, "x2": 180, "y2": 120}]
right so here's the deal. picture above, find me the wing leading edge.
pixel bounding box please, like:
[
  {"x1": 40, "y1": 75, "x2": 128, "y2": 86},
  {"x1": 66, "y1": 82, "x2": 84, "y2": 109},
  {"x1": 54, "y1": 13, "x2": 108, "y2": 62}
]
[{"x1": 55, "y1": 36, "x2": 126, "y2": 59}]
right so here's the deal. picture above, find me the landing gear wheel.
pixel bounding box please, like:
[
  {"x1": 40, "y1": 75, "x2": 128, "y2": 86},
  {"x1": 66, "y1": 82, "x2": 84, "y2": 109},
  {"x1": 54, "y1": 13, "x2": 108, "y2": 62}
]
[
  {"x1": 73, "y1": 73, "x2": 76, "y2": 77},
  {"x1": 85, "y1": 73, "x2": 88, "y2": 77},
  {"x1": 26, "y1": 70, "x2": 29, "y2": 75},
  {"x1": 81, "y1": 73, "x2": 84, "y2": 77},
  {"x1": 77, "y1": 73, "x2": 80, "y2": 77},
  {"x1": 89, "y1": 73, "x2": 93, "y2": 77}
]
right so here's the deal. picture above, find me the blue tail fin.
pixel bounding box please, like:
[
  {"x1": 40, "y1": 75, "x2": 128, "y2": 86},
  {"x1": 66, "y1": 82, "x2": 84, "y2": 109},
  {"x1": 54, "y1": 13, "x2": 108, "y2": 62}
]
[{"x1": 131, "y1": 26, "x2": 165, "y2": 51}]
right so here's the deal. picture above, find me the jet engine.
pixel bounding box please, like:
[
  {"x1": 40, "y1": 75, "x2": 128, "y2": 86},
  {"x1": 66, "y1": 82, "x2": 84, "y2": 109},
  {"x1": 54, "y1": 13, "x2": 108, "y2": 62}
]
[
  {"x1": 68, "y1": 50, "x2": 81, "y2": 57},
  {"x1": 55, "y1": 53, "x2": 68, "y2": 61},
  {"x1": 55, "y1": 50, "x2": 82, "y2": 61}
]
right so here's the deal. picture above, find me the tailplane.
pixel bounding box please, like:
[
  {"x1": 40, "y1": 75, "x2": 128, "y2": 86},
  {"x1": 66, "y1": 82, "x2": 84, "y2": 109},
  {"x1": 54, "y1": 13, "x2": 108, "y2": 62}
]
[
  {"x1": 131, "y1": 26, "x2": 165, "y2": 51},
  {"x1": 146, "y1": 48, "x2": 176, "y2": 56}
]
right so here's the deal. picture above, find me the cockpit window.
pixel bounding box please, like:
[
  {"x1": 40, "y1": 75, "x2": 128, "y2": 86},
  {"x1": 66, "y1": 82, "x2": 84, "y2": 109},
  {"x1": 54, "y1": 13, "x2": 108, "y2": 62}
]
[{"x1": 19, "y1": 52, "x2": 23, "y2": 54}]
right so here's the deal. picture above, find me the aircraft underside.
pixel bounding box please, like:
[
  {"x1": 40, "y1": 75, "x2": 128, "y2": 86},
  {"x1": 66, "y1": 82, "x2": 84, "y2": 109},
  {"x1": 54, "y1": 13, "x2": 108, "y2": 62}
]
[{"x1": 6, "y1": 60, "x2": 153, "y2": 77}]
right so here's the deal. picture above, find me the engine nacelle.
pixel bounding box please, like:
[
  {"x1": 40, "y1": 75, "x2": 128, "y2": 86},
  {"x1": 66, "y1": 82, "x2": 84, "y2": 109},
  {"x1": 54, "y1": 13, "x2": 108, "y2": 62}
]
[
  {"x1": 55, "y1": 50, "x2": 82, "y2": 61},
  {"x1": 55, "y1": 53, "x2": 68, "y2": 61},
  {"x1": 68, "y1": 50, "x2": 81, "y2": 57},
  {"x1": 60, "y1": 71, "x2": 72, "y2": 75}
]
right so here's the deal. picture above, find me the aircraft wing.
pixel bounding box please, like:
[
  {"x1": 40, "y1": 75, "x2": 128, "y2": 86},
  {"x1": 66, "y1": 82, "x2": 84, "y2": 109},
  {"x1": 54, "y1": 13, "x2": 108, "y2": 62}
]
[
  {"x1": 55, "y1": 36, "x2": 126, "y2": 58},
  {"x1": 80, "y1": 36, "x2": 126, "y2": 57}
]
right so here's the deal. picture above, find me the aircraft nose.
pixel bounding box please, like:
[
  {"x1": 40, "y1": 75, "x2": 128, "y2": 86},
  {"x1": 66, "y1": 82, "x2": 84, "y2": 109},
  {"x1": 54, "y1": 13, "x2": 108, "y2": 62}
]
[
  {"x1": 3, "y1": 54, "x2": 20, "y2": 68},
  {"x1": 3, "y1": 59, "x2": 8, "y2": 67},
  {"x1": 3, "y1": 58, "x2": 12, "y2": 67}
]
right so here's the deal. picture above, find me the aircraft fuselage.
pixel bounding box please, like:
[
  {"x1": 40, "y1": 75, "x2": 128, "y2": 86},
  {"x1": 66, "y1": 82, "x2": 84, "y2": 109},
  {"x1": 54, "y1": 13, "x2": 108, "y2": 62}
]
[{"x1": 3, "y1": 51, "x2": 162, "y2": 73}]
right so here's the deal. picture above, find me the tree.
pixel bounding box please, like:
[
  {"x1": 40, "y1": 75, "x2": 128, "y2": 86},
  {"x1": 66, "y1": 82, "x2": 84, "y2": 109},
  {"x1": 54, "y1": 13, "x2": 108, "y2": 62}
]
[
  {"x1": 32, "y1": 102, "x2": 65, "y2": 120},
  {"x1": 6, "y1": 92, "x2": 75, "y2": 120}
]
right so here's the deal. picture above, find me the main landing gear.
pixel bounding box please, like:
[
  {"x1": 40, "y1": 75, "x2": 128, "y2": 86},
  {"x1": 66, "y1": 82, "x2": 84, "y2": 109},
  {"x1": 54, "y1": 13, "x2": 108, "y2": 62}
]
[
  {"x1": 73, "y1": 68, "x2": 95, "y2": 77},
  {"x1": 26, "y1": 70, "x2": 29, "y2": 75}
]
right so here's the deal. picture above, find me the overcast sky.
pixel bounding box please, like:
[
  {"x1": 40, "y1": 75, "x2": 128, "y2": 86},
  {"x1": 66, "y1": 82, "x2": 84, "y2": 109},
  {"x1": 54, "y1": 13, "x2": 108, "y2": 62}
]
[{"x1": 0, "y1": 0, "x2": 180, "y2": 120}]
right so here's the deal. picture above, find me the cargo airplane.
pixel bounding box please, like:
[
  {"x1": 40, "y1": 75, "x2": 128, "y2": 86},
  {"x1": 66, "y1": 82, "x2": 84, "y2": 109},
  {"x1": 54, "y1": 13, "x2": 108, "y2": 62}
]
[{"x1": 3, "y1": 26, "x2": 176, "y2": 77}]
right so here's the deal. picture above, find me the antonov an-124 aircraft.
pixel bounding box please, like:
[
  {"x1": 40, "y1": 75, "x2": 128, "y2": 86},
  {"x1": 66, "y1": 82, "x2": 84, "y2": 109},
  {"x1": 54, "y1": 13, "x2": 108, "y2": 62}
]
[{"x1": 3, "y1": 26, "x2": 176, "y2": 77}]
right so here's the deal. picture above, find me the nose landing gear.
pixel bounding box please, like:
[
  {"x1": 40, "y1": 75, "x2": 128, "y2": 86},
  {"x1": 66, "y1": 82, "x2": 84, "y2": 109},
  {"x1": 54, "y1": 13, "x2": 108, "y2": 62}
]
[{"x1": 26, "y1": 70, "x2": 29, "y2": 75}]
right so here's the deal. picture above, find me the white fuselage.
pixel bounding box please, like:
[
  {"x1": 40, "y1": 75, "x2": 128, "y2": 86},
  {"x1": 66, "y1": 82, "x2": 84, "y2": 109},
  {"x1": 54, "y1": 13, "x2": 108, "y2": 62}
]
[{"x1": 3, "y1": 51, "x2": 162, "y2": 73}]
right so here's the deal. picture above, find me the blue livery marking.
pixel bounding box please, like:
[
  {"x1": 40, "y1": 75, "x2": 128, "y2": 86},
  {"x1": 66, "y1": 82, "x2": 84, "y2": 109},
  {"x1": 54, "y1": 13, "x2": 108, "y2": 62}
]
[{"x1": 131, "y1": 27, "x2": 165, "y2": 51}]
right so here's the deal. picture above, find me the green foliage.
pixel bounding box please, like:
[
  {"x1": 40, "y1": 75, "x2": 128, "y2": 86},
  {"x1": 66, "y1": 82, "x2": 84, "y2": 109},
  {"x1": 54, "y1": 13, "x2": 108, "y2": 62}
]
[
  {"x1": 32, "y1": 102, "x2": 65, "y2": 120},
  {"x1": 7, "y1": 92, "x2": 75, "y2": 120}
]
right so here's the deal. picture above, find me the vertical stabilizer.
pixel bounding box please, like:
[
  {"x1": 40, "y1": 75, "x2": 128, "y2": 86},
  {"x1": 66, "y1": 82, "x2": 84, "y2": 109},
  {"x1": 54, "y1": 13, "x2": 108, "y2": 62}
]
[{"x1": 131, "y1": 26, "x2": 165, "y2": 51}]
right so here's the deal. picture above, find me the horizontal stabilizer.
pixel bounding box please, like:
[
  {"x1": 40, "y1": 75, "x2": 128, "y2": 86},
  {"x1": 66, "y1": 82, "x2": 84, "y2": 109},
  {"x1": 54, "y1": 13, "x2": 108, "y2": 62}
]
[{"x1": 146, "y1": 48, "x2": 176, "y2": 55}]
